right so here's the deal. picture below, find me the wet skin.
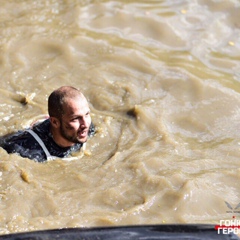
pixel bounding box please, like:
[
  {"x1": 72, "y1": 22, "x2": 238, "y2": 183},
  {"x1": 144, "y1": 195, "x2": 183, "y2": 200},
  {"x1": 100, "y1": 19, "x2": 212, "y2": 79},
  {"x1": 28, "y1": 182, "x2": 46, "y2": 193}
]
[{"x1": 50, "y1": 96, "x2": 91, "y2": 147}]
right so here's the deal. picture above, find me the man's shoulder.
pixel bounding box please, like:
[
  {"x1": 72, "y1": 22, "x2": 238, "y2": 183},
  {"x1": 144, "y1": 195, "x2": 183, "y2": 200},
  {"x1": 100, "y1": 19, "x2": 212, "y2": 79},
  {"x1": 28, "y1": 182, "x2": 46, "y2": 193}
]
[
  {"x1": 0, "y1": 118, "x2": 50, "y2": 145},
  {"x1": 0, "y1": 129, "x2": 46, "y2": 161},
  {"x1": 1, "y1": 129, "x2": 30, "y2": 144},
  {"x1": 0, "y1": 119, "x2": 51, "y2": 160},
  {"x1": 32, "y1": 118, "x2": 50, "y2": 133}
]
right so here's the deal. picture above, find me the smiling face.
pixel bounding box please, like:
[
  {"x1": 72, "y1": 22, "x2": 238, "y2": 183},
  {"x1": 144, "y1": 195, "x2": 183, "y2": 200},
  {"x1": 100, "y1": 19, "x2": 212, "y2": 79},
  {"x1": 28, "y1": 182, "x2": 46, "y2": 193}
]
[
  {"x1": 59, "y1": 96, "x2": 91, "y2": 145},
  {"x1": 49, "y1": 86, "x2": 93, "y2": 148}
]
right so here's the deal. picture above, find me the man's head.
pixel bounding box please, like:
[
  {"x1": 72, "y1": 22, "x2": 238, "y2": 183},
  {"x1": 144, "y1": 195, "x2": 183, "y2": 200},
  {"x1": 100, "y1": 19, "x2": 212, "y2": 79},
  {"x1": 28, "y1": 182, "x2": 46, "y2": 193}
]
[{"x1": 48, "y1": 86, "x2": 91, "y2": 147}]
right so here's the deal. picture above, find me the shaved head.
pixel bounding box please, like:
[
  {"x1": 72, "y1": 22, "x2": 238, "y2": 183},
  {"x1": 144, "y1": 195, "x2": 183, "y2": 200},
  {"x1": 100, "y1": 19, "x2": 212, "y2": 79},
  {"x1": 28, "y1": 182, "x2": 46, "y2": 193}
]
[{"x1": 48, "y1": 86, "x2": 87, "y2": 119}]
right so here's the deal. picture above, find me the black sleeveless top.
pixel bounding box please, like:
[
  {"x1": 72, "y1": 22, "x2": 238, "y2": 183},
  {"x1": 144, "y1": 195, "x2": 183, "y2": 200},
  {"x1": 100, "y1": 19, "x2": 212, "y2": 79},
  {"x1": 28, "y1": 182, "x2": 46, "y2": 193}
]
[{"x1": 0, "y1": 119, "x2": 95, "y2": 162}]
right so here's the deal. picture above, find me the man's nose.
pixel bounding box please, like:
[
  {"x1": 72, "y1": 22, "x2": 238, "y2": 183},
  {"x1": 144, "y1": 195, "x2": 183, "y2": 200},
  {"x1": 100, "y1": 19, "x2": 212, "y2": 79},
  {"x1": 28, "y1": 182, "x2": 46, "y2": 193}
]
[{"x1": 79, "y1": 117, "x2": 87, "y2": 127}]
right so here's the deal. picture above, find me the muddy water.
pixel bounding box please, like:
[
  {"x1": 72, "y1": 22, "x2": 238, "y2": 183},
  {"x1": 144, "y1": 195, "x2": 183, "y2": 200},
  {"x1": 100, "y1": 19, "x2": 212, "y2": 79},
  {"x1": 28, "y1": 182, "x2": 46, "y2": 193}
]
[{"x1": 0, "y1": 0, "x2": 240, "y2": 235}]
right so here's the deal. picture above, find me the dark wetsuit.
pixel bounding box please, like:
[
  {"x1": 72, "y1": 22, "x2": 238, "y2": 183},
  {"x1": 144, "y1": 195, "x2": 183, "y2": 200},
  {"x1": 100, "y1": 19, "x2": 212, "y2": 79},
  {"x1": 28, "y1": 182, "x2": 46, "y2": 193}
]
[{"x1": 0, "y1": 119, "x2": 95, "y2": 162}]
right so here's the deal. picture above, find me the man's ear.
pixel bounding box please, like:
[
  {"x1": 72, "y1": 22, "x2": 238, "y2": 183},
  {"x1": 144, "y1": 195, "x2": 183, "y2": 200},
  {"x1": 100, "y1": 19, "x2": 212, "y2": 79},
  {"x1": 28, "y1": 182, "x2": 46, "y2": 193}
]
[{"x1": 50, "y1": 117, "x2": 60, "y2": 128}]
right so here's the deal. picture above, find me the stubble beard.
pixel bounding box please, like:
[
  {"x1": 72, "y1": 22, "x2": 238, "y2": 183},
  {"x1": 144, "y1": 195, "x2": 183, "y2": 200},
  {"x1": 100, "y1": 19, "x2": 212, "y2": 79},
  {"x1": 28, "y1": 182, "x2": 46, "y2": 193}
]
[{"x1": 59, "y1": 121, "x2": 87, "y2": 144}]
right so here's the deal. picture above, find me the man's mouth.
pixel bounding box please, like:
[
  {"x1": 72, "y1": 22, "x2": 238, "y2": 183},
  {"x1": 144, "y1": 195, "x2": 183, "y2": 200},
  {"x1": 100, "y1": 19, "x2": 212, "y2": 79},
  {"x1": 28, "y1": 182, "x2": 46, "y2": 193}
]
[{"x1": 78, "y1": 129, "x2": 88, "y2": 138}]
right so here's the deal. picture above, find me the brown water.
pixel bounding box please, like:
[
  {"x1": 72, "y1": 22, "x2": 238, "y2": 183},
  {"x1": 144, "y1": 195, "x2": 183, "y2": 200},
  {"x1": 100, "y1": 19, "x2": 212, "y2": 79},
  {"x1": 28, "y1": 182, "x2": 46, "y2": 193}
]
[{"x1": 0, "y1": 0, "x2": 240, "y2": 235}]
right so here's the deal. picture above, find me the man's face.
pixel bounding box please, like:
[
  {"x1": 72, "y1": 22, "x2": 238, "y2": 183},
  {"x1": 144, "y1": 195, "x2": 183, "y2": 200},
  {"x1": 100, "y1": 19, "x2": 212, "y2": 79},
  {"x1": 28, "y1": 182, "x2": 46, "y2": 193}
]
[{"x1": 59, "y1": 96, "x2": 92, "y2": 145}]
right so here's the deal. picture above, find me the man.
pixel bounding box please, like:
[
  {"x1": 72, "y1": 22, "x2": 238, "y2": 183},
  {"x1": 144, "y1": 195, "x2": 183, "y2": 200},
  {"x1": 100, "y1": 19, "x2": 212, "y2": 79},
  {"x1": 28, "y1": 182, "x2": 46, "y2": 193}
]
[{"x1": 0, "y1": 86, "x2": 95, "y2": 162}]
